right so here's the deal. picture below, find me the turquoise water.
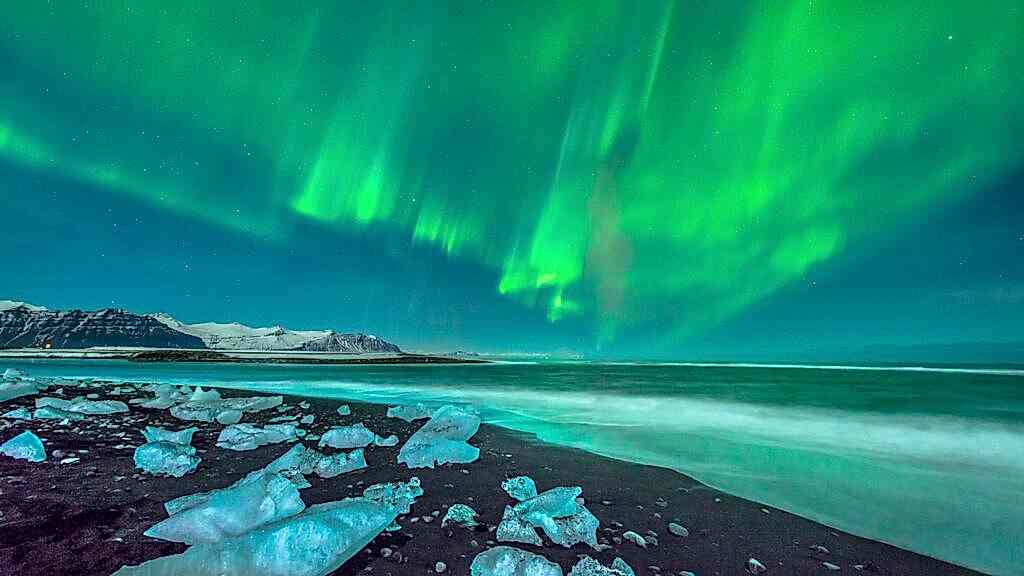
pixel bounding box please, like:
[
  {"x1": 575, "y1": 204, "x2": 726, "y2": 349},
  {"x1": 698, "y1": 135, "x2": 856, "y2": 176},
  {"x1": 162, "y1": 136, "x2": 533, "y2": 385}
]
[{"x1": 4, "y1": 359, "x2": 1022, "y2": 575}]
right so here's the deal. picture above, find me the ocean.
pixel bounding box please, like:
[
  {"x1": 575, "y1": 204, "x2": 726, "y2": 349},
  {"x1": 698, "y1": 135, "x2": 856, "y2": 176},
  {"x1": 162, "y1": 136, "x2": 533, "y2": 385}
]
[{"x1": 4, "y1": 359, "x2": 1022, "y2": 575}]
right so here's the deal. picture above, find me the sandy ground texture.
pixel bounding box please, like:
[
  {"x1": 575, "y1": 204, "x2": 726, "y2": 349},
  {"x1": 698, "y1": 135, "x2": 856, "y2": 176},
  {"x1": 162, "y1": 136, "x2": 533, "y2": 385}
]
[{"x1": 0, "y1": 378, "x2": 985, "y2": 576}]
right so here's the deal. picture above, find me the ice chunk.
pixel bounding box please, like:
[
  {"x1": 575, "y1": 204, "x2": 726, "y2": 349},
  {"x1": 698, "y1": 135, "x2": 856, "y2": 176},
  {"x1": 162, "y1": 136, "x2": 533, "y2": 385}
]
[
  {"x1": 134, "y1": 441, "x2": 201, "y2": 477},
  {"x1": 544, "y1": 505, "x2": 599, "y2": 548},
  {"x1": 496, "y1": 505, "x2": 543, "y2": 546},
  {"x1": 319, "y1": 423, "x2": 389, "y2": 449},
  {"x1": 397, "y1": 404, "x2": 480, "y2": 468},
  {"x1": 514, "y1": 486, "x2": 581, "y2": 523},
  {"x1": 216, "y1": 409, "x2": 243, "y2": 425},
  {"x1": 216, "y1": 423, "x2": 304, "y2": 451},
  {"x1": 33, "y1": 406, "x2": 86, "y2": 421},
  {"x1": 2, "y1": 368, "x2": 25, "y2": 380},
  {"x1": 258, "y1": 443, "x2": 319, "y2": 485},
  {"x1": 0, "y1": 380, "x2": 41, "y2": 402},
  {"x1": 362, "y1": 477, "x2": 423, "y2": 515},
  {"x1": 145, "y1": 472, "x2": 305, "y2": 544},
  {"x1": 568, "y1": 557, "x2": 635, "y2": 576},
  {"x1": 442, "y1": 503, "x2": 479, "y2": 528},
  {"x1": 133, "y1": 384, "x2": 189, "y2": 409},
  {"x1": 170, "y1": 395, "x2": 282, "y2": 423},
  {"x1": 336, "y1": 404, "x2": 351, "y2": 416},
  {"x1": 386, "y1": 403, "x2": 435, "y2": 422},
  {"x1": 0, "y1": 430, "x2": 46, "y2": 462},
  {"x1": 300, "y1": 414, "x2": 314, "y2": 425},
  {"x1": 497, "y1": 482, "x2": 600, "y2": 549},
  {"x1": 502, "y1": 476, "x2": 539, "y2": 501},
  {"x1": 314, "y1": 449, "x2": 367, "y2": 478},
  {"x1": 2, "y1": 407, "x2": 33, "y2": 420},
  {"x1": 189, "y1": 386, "x2": 222, "y2": 402},
  {"x1": 0, "y1": 369, "x2": 46, "y2": 402},
  {"x1": 143, "y1": 426, "x2": 198, "y2": 446},
  {"x1": 375, "y1": 434, "x2": 399, "y2": 446},
  {"x1": 114, "y1": 478, "x2": 423, "y2": 576},
  {"x1": 36, "y1": 396, "x2": 129, "y2": 415},
  {"x1": 470, "y1": 546, "x2": 563, "y2": 576}
]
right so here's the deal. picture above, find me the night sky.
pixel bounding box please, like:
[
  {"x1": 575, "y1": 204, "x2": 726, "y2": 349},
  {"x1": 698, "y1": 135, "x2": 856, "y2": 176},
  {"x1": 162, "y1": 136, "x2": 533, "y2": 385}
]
[{"x1": 1, "y1": 2, "x2": 1021, "y2": 359}]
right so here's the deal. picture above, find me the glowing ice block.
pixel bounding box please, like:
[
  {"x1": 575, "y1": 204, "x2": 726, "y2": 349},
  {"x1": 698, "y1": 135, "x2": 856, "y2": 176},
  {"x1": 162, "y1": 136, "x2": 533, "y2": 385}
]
[
  {"x1": 134, "y1": 441, "x2": 200, "y2": 477},
  {"x1": 397, "y1": 404, "x2": 480, "y2": 468},
  {"x1": 470, "y1": 546, "x2": 563, "y2": 576},
  {"x1": 0, "y1": 430, "x2": 46, "y2": 462}
]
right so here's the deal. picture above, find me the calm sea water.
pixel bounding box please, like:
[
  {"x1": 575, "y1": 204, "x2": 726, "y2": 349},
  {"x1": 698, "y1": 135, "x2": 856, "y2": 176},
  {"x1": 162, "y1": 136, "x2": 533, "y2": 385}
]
[{"x1": 4, "y1": 359, "x2": 1022, "y2": 575}]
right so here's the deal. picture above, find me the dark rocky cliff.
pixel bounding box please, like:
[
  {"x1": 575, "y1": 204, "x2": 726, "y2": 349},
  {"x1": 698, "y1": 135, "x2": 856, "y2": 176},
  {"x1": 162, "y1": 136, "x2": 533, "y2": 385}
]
[
  {"x1": 298, "y1": 332, "x2": 402, "y2": 353},
  {"x1": 0, "y1": 306, "x2": 206, "y2": 349}
]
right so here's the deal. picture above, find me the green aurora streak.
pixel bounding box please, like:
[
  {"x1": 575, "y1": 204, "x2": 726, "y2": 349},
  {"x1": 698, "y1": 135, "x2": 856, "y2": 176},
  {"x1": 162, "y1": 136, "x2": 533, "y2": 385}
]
[{"x1": 1, "y1": 1, "x2": 1020, "y2": 342}]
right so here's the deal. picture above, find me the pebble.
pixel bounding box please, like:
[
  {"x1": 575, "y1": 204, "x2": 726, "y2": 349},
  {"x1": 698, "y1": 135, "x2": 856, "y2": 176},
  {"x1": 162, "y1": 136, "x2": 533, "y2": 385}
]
[
  {"x1": 746, "y1": 558, "x2": 767, "y2": 575},
  {"x1": 435, "y1": 561, "x2": 447, "y2": 573},
  {"x1": 668, "y1": 522, "x2": 689, "y2": 537},
  {"x1": 380, "y1": 548, "x2": 392, "y2": 558},
  {"x1": 622, "y1": 530, "x2": 647, "y2": 548},
  {"x1": 811, "y1": 545, "x2": 830, "y2": 554},
  {"x1": 822, "y1": 562, "x2": 840, "y2": 571}
]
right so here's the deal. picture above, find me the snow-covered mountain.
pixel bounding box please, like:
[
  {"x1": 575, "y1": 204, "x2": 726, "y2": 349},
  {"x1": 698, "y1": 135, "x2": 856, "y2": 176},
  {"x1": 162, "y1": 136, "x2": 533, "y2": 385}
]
[
  {"x1": 0, "y1": 300, "x2": 47, "y2": 312},
  {"x1": 149, "y1": 313, "x2": 401, "y2": 353}
]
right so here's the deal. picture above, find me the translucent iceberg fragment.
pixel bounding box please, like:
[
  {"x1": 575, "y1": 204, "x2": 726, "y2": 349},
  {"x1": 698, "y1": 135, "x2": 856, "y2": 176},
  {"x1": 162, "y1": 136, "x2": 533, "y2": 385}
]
[
  {"x1": 514, "y1": 486, "x2": 581, "y2": 524},
  {"x1": 496, "y1": 481, "x2": 600, "y2": 549},
  {"x1": 496, "y1": 506, "x2": 543, "y2": 546},
  {"x1": 545, "y1": 505, "x2": 600, "y2": 548},
  {"x1": 375, "y1": 434, "x2": 399, "y2": 446},
  {"x1": 0, "y1": 379, "x2": 41, "y2": 401},
  {"x1": 314, "y1": 449, "x2": 367, "y2": 478},
  {"x1": 2, "y1": 407, "x2": 33, "y2": 420},
  {"x1": 170, "y1": 395, "x2": 282, "y2": 423},
  {"x1": 143, "y1": 426, "x2": 198, "y2": 445},
  {"x1": 36, "y1": 396, "x2": 129, "y2": 414},
  {"x1": 336, "y1": 404, "x2": 351, "y2": 416},
  {"x1": 0, "y1": 430, "x2": 46, "y2": 462},
  {"x1": 300, "y1": 414, "x2": 314, "y2": 425},
  {"x1": 189, "y1": 386, "x2": 222, "y2": 402},
  {"x1": 259, "y1": 443, "x2": 320, "y2": 484},
  {"x1": 134, "y1": 441, "x2": 201, "y2": 477},
  {"x1": 397, "y1": 404, "x2": 481, "y2": 468},
  {"x1": 386, "y1": 403, "x2": 435, "y2": 422},
  {"x1": 216, "y1": 423, "x2": 304, "y2": 451},
  {"x1": 502, "y1": 476, "x2": 539, "y2": 501},
  {"x1": 114, "y1": 478, "x2": 423, "y2": 576},
  {"x1": 216, "y1": 409, "x2": 243, "y2": 425},
  {"x1": 145, "y1": 472, "x2": 305, "y2": 544},
  {"x1": 319, "y1": 423, "x2": 389, "y2": 449},
  {"x1": 362, "y1": 477, "x2": 423, "y2": 515},
  {"x1": 568, "y1": 556, "x2": 635, "y2": 576},
  {"x1": 470, "y1": 546, "x2": 563, "y2": 576},
  {"x1": 33, "y1": 406, "x2": 86, "y2": 420},
  {"x1": 2, "y1": 368, "x2": 25, "y2": 380},
  {"x1": 442, "y1": 504, "x2": 479, "y2": 528}
]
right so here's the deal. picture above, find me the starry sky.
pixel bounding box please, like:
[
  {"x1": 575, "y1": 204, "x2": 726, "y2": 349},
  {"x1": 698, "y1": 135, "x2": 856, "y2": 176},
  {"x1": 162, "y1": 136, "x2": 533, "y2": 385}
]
[{"x1": 1, "y1": 2, "x2": 1021, "y2": 360}]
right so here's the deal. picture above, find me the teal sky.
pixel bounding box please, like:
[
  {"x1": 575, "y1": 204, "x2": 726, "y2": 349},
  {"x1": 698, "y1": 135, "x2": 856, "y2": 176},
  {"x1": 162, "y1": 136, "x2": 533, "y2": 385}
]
[{"x1": 1, "y1": 2, "x2": 1022, "y2": 360}]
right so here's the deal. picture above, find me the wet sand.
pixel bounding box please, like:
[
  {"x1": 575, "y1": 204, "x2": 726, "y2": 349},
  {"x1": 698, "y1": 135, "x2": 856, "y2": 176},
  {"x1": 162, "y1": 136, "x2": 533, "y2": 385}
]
[{"x1": 0, "y1": 379, "x2": 985, "y2": 576}]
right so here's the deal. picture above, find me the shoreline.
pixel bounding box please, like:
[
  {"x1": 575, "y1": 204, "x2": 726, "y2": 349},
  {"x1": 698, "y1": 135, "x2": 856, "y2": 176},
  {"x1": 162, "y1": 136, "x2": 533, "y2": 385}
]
[
  {"x1": 0, "y1": 377, "x2": 986, "y2": 576},
  {"x1": 0, "y1": 348, "x2": 489, "y2": 365}
]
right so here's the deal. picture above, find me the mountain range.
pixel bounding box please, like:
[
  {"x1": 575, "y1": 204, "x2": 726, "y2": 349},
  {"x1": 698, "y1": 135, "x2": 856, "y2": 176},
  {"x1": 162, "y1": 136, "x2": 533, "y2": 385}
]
[{"x1": 0, "y1": 301, "x2": 401, "y2": 353}]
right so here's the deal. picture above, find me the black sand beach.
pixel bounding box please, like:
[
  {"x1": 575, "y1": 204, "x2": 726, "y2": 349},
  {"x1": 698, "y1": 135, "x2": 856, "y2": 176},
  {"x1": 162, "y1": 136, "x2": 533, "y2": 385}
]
[{"x1": 0, "y1": 379, "x2": 985, "y2": 576}]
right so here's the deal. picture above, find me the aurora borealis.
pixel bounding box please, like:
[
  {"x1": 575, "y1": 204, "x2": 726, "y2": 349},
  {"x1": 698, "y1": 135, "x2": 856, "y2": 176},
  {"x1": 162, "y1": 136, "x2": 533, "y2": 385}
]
[{"x1": 1, "y1": 2, "x2": 1022, "y2": 357}]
